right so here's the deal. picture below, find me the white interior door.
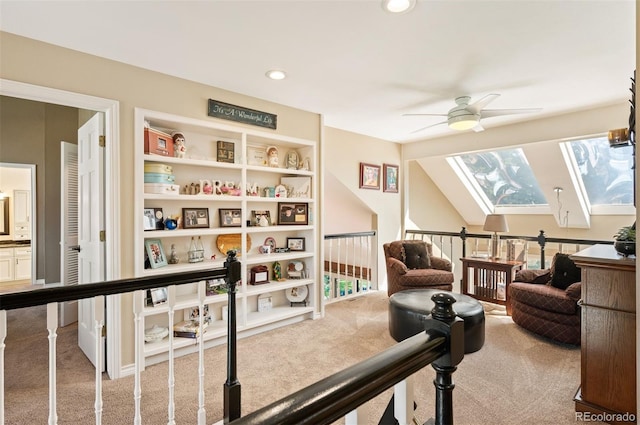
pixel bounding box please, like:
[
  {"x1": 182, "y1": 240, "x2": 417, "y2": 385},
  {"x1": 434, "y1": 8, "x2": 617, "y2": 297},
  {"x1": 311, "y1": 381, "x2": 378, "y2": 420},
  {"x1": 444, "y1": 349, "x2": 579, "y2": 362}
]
[
  {"x1": 77, "y1": 113, "x2": 106, "y2": 370},
  {"x1": 60, "y1": 142, "x2": 79, "y2": 326}
]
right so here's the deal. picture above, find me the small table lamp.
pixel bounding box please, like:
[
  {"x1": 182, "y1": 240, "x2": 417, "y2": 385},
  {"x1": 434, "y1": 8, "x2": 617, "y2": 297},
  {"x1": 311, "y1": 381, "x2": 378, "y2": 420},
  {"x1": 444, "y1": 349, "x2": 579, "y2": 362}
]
[{"x1": 483, "y1": 214, "x2": 509, "y2": 259}]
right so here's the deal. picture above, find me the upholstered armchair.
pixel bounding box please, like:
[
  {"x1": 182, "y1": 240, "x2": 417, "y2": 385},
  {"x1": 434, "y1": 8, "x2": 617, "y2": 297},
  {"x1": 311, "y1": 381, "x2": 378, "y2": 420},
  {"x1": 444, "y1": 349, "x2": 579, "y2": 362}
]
[
  {"x1": 383, "y1": 240, "x2": 454, "y2": 296},
  {"x1": 509, "y1": 253, "x2": 582, "y2": 345}
]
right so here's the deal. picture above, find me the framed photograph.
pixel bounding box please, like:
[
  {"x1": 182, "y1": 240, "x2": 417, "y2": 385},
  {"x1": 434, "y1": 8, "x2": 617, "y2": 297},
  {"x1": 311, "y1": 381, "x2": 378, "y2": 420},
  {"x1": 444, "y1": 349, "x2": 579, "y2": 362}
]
[
  {"x1": 219, "y1": 208, "x2": 242, "y2": 227},
  {"x1": 383, "y1": 163, "x2": 399, "y2": 193},
  {"x1": 150, "y1": 287, "x2": 168, "y2": 306},
  {"x1": 217, "y1": 140, "x2": 235, "y2": 163},
  {"x1": 287, "y1": 237, "x2": 306, "y2": 251},
  {"x1": 359, "y1": 162, "x2": 381, "y2": 190},
  {"x1": 251, "y1": 210, "x2": 271, "y2": 226},
  {"x1": 144, "y1": 207, "x2": 164, "y2": 231},
  {"x1": 247, "y1": 146, "x2": 267, "y2": 166},
  {"x1": 278, "y1": 203, "x2": 308, "y2": 225},
  {"x1": 182, "y1": 208, "x2": 210, "y2": 229},
  {"x1": 145, "y1": 239, "x2": 168, "y2": 269}
]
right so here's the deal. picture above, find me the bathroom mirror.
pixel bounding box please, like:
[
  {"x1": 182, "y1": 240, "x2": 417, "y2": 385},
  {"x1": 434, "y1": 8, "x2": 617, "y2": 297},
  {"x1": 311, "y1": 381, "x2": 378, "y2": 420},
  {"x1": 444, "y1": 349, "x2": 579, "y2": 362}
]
[{"x1": 0, "y1": 197, "x2": 8, "y2": 235}]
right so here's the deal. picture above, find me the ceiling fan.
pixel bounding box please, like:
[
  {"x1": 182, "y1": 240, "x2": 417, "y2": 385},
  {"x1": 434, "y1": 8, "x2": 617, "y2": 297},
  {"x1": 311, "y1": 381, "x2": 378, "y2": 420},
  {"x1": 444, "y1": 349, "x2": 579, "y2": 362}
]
[{"x1": 404, "y1": 94, "x2": 542, "y2": 133}]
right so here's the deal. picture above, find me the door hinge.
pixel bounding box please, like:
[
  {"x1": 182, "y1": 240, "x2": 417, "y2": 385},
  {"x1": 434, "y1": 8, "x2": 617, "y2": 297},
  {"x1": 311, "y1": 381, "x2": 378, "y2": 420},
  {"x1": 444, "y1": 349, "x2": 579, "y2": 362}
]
[
  {"x1": 99, "y1": 135, "x2": 106, "y2": 147},
  {"x1": 100, "y1": 230, "x2": 106, "y2": 242},
  {"x1": 102, "y1": 325, "x2": 107, "y2": 337}
]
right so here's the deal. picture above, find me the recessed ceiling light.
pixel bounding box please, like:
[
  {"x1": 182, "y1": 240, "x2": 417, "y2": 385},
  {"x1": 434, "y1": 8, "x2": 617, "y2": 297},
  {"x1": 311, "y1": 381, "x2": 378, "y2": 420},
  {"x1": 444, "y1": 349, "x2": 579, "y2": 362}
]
[
  {"x1": 382, "y1": 0, "x2": 416, "y2": 14},
  {"x1": 265, "y1": 70, "x2": 287, "y2": 80}
]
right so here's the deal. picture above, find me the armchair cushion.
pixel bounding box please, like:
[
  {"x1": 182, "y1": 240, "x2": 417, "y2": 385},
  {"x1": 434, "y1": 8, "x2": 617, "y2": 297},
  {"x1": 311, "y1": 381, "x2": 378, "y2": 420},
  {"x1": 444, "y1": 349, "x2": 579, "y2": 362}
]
[
  {"x1": 549, "y1": 253, "x2": 581, "y2": 290},
  {"x1": 515, "y1": 269, "x2": 551, "y2": 284},
  {"x1": 565, "y1": 282, "x2": 582, "y2": 301},
  {"x1": 402, "y1": 242, "x2": 431, "y2": 269}
]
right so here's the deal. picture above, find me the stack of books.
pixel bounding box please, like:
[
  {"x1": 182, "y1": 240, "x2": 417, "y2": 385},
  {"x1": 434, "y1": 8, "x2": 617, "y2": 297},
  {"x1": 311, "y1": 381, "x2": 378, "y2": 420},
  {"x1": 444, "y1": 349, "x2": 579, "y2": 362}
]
[{"x1": 173, "y1": 320, "x2": 208, "y2": 339}]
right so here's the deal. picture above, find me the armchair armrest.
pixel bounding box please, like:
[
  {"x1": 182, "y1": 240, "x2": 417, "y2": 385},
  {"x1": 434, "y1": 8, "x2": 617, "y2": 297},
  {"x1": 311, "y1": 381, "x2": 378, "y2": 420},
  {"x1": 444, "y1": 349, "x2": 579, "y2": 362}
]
[
  {"x1": 387, "y1": 257, "x2": 408, "y2": 275},
  {"x1": 430, "y1": 256, "x2": 452, "y2": 272}
]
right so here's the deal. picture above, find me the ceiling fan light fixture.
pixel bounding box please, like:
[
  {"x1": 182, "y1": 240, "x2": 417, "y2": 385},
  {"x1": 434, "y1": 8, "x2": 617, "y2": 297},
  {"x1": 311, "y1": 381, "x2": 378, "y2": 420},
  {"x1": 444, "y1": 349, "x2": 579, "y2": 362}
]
[
  {"x1": 382, "y1": 0, "x2": 416, "y2": 14},
  {"x1": 448, "y1": 114, "x2": 479, "y2": 131}
]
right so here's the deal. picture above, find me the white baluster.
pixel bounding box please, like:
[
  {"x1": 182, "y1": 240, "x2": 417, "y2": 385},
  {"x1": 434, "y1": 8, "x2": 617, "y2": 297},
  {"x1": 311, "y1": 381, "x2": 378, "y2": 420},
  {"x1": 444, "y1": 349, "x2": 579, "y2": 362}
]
[
  {"x1": 167, "y1": 286, "x2": 176, "y2": 425},
  {"x1": 94, "y1": 296, "x2": 104, "y2": 424},
  {"x1": 47, "y1": 302, "x2": 58, "y2": 425},
  {"x1": 197, "y1": 281, "x2": 206, "y2": 424},
  {"x1": 0, "y1": 309, "x2": 6, "y2": 425},
  {"x1": 394, "y1": 377, "x2": 415, "y2": 425},
  {"x1": 133, "y1": 290, "x2": 144, "y2": 425}
]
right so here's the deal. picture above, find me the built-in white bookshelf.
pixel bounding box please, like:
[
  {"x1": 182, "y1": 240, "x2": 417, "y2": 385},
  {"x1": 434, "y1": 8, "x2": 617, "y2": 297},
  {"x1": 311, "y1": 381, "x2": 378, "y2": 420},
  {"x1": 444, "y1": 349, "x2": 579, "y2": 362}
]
[{"x1": 134, "y1": 108, "x2": 319, "y2": 367}]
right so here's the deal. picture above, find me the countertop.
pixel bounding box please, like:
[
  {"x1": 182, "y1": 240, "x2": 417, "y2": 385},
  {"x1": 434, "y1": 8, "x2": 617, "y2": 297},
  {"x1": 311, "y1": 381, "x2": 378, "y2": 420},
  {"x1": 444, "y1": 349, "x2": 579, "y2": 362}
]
[{"x1": 0, "y1": 240, "x2": 31, "y2": 249}]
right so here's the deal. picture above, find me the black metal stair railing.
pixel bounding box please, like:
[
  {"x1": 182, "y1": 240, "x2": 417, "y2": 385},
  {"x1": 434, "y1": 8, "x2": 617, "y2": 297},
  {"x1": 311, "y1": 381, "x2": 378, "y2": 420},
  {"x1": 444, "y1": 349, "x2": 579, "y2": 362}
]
[{"x1": 406, "y1": 228, "x2": 613, "y2": 269}]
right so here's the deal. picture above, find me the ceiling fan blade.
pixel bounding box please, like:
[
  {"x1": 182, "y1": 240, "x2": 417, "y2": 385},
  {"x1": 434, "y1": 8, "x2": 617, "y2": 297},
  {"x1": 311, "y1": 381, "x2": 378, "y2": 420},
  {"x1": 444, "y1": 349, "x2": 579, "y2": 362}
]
[
  {"x1": 467, "y1": 94, "x2": 500, "y2": 114},
  {"x1": 481, "y1": 108, "x2": 542, "y2": 118},
  {"x1": 472, "y1": 122, "x2": 485, "y2": 132},
  {"x1": 410, "y1": 121, "x2": 448, "y2": 134},
  {"x1": 402, "y1": 113, "x2": 448, "y2": 117}
]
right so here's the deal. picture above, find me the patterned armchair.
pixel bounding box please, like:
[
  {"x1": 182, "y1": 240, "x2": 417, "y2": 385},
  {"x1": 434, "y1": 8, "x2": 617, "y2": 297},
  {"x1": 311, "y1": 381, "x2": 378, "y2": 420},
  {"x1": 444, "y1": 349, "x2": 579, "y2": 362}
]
[
  {"x1": 509, "y1": 253, "x2": 582, "y2": 345},
  {"x1": 383, "y1": 240, "x2": 454, "y2": 296}
]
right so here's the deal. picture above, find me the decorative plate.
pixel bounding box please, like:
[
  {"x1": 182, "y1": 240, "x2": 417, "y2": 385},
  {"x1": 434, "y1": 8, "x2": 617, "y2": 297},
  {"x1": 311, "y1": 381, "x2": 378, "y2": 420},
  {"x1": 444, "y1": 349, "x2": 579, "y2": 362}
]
[
  {"x1": 216, "y1": 234, "x2": 252, "y2": 255},
  {"x1": 285, "y1": 285, "x2": 308, "y2": 303},
  {"x1": 264, "y1": 237, "x2": 276, "y2": 250},
  {"x1": 144, "y1": 325, "x2": 169, "y2": 343}
]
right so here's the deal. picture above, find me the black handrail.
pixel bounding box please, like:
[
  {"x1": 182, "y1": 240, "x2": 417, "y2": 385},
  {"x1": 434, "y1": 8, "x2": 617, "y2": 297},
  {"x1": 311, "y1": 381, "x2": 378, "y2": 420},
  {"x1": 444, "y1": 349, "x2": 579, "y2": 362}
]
[
  {"x1": 0, "y1": 268, "x2": 227, "y2": 311},
  {"x1": 230, "y1": 293, "x2": 464, "y2": 425},
  {"x1": 324, "y1": 230, "x2": 377, "y2": 240},
  {"x1": 406, "y1": 228, "x2": 612, "y2": 269}
]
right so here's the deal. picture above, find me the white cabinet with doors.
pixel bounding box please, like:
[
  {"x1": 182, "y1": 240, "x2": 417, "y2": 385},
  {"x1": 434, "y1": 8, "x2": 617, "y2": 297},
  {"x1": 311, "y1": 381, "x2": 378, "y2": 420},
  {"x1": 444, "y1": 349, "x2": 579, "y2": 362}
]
[
  {"x1": 0, "y1": 246, "x2": 31, "y2": 282},
  {"x1": 0, "y1": 248, "x2": 14, "y2": 282},
  {"x1": 134, "y1": 108, "x2": 319, "y2": 367}
]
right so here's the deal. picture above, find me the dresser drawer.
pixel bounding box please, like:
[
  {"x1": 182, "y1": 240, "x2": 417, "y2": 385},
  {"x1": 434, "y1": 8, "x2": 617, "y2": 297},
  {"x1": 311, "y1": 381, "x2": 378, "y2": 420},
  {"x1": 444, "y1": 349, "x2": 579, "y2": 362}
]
[
  {"x1": 14, "y1": 247, "x2": 31, "y2": 257},
  {"x1": 0, "y1": 248, "x2": 14, "y2": 258}
]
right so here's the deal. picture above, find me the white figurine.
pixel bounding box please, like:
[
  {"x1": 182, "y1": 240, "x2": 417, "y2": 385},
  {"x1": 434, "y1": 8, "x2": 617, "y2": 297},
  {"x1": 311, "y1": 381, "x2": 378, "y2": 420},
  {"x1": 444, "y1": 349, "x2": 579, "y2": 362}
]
[{"x1": 173, "y1": 132, "x2": 187, "y2": 159}]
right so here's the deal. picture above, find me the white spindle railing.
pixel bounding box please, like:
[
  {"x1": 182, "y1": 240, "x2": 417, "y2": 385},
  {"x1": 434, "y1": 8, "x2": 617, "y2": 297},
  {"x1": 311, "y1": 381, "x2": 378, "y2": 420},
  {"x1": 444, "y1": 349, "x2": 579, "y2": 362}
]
[
  {"x1": 323, "y1": 231, "x2": 377, "y2": 303},
  {"x1": 93, "y1": 296, "x2": 104, "y2": 424},
  {"x1": 167, "y1": 285, "x2": 177, "y2": 425},
  {"x1": 133, "y1": 290, "x2": 143, "y2": 425},
  {"x1": 46, "y1": 302, "x2": 58, "y2": 425},
  {"x1": 197, "y1": 281, "x2": 206, "y2": 425},
  {"x1": 0, "y1": 309, "x2": 6, "y2": 425}
]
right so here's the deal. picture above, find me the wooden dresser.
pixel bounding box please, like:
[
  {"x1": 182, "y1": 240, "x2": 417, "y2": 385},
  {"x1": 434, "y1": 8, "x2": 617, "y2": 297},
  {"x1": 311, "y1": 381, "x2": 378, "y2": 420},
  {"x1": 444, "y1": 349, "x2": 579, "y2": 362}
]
[{"x1": 571, "y1": 245, "x2": 636, "y2": 423}]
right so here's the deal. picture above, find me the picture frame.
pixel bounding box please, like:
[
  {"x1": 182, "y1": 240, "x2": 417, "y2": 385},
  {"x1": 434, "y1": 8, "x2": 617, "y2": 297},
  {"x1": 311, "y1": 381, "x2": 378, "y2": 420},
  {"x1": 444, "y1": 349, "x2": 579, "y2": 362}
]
[
  {"x1": 277, "y1": 202, "x2": 308, "y2": 225},
  {"x1": 143, "y1": 207, "x2": 164, "y2": 231},
  {"x1": 219, "y1": 208, "x2": 242, "y2": 227},
  {"x1": 182, "y1": 208, "x2": 210, "y2": 229},
  {"x1": 150, "y1": 287, "x2": 168, "y2": 306},
  {"x1": 383, "y1": 163, "x2": 399, "y2": 193},
  {"x1": 217, "y1": 140, "x2": 235, "y2": 163},
  {"x1": 286, "y1": 237, "x2": 306, "y2": 251},
  {"x1": 251, "y1": 210, "x2": 271, "y2": 226},
  {"x1": 247, "y1": 146, "x2": 267, "y2": 166},
  {"x1": 145, "y1": 239, "x2": 168, "y2": 269},
  {"x1": 359, "y1": 162, "x2": 381, "y2": 190}
]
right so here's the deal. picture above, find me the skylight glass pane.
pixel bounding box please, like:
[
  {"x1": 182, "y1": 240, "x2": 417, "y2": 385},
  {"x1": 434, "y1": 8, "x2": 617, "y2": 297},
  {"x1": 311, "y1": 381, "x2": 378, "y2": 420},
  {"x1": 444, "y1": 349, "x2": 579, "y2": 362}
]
[
  {"x1": 458, "y1": 148, "x2": 547, "y2": 206},
  {"x1": 568, "y1": 136, "x2": 634, "y2": 205}
]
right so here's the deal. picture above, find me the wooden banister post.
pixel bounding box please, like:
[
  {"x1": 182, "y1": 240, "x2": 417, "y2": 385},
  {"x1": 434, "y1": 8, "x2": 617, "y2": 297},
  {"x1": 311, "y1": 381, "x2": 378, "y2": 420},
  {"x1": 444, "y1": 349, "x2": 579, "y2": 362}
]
[
  {"x1": 425, "y1": 293, "x2": 465, "y2": 425},
  {"x1": 224, "y1": 250, "x2": 242, "y2": 424}
]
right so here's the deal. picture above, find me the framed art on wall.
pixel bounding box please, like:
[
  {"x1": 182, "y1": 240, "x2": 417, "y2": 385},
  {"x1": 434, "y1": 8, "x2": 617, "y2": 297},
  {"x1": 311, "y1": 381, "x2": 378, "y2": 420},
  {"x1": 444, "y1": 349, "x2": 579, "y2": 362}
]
[
  {"x1": 383, "y1": 163, "x2": 399, "y2": 193},
  {"x1": 359, "y1": 162, "x2": 381, "y2": 190}
]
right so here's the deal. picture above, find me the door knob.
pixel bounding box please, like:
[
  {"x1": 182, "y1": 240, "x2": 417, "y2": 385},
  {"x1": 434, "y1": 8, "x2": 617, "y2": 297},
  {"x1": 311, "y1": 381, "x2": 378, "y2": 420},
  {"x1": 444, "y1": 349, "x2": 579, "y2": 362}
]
[{"x1": 70, "y1": 245, "x2": 81, "y2": 252}]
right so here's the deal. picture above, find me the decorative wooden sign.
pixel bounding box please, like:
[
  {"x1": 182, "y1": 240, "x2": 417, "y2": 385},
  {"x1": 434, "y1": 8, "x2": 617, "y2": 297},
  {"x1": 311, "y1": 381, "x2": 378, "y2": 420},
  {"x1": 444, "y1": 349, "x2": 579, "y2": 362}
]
[{"x1": 208, "y1": 99, "x2": 277, "y2": 129}]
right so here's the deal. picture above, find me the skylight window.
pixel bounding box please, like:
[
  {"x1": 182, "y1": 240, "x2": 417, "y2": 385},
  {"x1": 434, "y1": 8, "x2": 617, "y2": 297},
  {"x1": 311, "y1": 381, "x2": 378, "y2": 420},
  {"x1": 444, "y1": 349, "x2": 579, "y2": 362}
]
[
  {"x1": 456, "y1": 148, "x2": 547, "y2": 209},
  {"x1": 566, "y1": 136, "x2": 634, "y2": 207}
]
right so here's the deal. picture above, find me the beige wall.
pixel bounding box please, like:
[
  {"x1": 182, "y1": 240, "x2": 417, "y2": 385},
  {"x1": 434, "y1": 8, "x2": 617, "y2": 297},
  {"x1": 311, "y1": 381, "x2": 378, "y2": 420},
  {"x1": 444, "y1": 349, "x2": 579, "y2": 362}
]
[
  {"x1": 323, "y1": 126, "x2": 402, "y2": 288},
  {"x1": 0, "y1": 96, "x2": 78, "y2": 283}
]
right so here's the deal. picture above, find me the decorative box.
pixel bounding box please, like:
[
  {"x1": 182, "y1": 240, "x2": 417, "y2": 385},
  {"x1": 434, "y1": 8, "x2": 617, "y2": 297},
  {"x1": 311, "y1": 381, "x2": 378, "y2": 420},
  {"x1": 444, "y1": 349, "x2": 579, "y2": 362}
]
[
  {"x1": 144, "y1": 172, "x2": 176, "y2": 184},
  {"x1": 258, "y1": 293, "x2": 273, "y2": 312},
  {"x1": 217, "y1": 140, "x2": 235, "y2": 163},
  {"x1": 144, "y1": 183, "x2": 180, "y2": 195},
  {"x1": 144, "y1": 127, "x2": 174, "y2": 157},
  {"x1": 144, "y1": 163, "x2": 173, "y2": 174},
  {"x1": 250, "y1": 265, "x2": 269, "y2": 285}
]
